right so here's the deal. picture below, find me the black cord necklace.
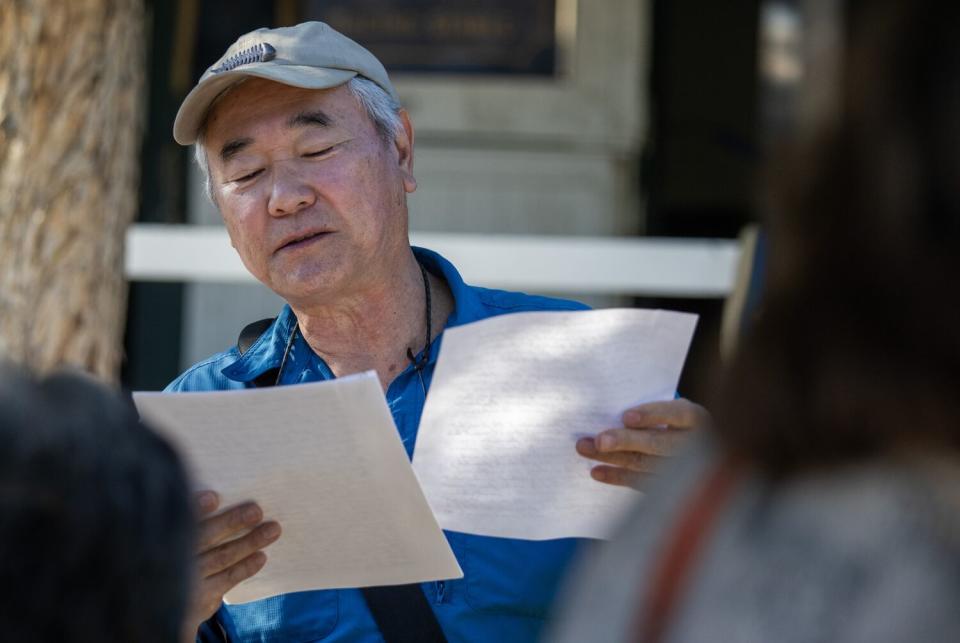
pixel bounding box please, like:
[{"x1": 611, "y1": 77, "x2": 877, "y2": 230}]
[
  {"x1": 274, "y1": 318, "x2": 299, "y2": 386},
  {"x1": 407, "y1": 261, "x2": 433, "y2": 372}
]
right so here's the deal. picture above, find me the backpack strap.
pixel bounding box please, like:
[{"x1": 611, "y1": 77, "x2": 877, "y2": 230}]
[
  {"x1": 236, "y1": 318, "x2": 280, "y2": 388},
  {"x1": 234, "y1": 318, "x2": 449, "y2": 643},
  {"x1": 635, "y1": 456, "x2": 743, "y2": 643},
  {"x1": 238, "y1": 318, "x2": 276, "y2": 356},
  {"x1": 361, "y1": 584, "x2": 448, "y2": 643}
]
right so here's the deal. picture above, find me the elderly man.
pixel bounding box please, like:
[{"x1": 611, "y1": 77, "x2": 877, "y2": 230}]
[{"x1": 169, "y1": 21, "x2": 707, "y2": 643}]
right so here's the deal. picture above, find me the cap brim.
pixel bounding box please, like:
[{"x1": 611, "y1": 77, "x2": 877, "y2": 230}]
[{"x1": 173, "y1": 65, "x2": 357, "y2": 145}]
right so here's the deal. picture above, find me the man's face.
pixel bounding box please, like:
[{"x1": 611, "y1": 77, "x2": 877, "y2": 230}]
[{"x1": 201, "y1": 78, "x2": 416, "y2": 307}]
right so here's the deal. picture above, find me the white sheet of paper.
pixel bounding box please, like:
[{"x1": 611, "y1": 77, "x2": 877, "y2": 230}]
[
  {"x1": 134, "y1": 371, "x2": 462, "y2": 604},
  {"x1": 413, "y1": 308, "x2": 698, "y2": 541}
]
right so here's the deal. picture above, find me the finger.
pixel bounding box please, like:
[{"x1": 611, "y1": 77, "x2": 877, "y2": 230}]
[
  {"x1": 195, "y1": 490, "x2": 220, "y2": 517},
  {"x1": 197, "y1": 502, "x2": 264, "y2": 552},
  {"x1": 622, "y1": 398, "x2": 709, "y2": 431},
  {"x1": 576, "y1": 438, "x2": 662, "y2": 472},
  {"x1": 199, "y1": 522, "x2": 281, "y2": 579},
  {"x1": 595, "y1": 427, "x2": 688, "y2": 457},
  {"x1": 199, "y1": 521, "x2": 281, "y2": 578},
  {"x1": 590, "y1": 465, "x2": 647, "y2": 490},
  {"x1": 198, "y1": 551, "x2": 268, "y2": 614}
]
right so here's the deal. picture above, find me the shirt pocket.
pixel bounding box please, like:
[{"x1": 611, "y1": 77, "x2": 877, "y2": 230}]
[
  {"x1": 460, "y1": 534, "x2": 580, "y2": 618},
  {"x1": 222, "y1": 589, "x2": 339, "y2": 642}
]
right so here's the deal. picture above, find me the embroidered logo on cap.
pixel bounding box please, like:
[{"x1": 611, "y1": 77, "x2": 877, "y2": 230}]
[{"x1": 211, "y1": 42, "x2": 277, "y2": 74}]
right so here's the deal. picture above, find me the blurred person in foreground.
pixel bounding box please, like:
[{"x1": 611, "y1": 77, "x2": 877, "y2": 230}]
[
  {"x1": 0, "y1": 365, "x2": 194, "y2": 642},
  {"x1": 550, "y1": 1, "x2": 960, "y2": 641},
  {"x1": 167, "y1": 20, "x2": 707, "y2": 642}
]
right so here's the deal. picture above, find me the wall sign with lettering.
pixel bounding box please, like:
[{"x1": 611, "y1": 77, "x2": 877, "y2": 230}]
[{"x1": 302, "y1": 0, "x2": 558, "y2": 75}]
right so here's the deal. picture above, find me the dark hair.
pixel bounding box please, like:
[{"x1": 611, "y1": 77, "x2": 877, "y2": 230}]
[
  {"x1": 714, "y1": 0, "x2": 960, "y2": 476},
  {"x1": 0, "y1": 365, "x2": 194, "y2": 642}
]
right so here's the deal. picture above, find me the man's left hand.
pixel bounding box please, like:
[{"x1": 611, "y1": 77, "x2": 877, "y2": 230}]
[{"x1": 575, "y1": 398, "x2": 710, "y2": 489}]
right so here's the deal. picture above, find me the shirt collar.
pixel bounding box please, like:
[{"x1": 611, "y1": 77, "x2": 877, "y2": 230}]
[
  {"x1": 411, "y1": 246, "x2": 486, "y2": 329},
  {"x1": 220, "y1": 247, "x2": 485, "y2": 383}
]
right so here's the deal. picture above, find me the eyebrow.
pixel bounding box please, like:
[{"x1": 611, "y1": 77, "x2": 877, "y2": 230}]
[
  {"x1": 219, "y1": 137, "x2": 253, "y2": 163},
  {"x1": 218, "y1": 110, "x2": 334, "y2": 163},
  {"x1": 286, "y1": 109, "x2": 333, "y2": 130}
]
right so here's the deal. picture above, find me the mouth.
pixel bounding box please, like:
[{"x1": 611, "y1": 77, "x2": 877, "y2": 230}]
[{"x1": 276, "y1": 230, "x2": 333, "y2": 253}]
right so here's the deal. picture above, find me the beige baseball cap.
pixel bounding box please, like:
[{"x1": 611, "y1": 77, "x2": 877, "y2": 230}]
[{"x1": 173, "y1": 21, "x2": 397, "y2": 145}]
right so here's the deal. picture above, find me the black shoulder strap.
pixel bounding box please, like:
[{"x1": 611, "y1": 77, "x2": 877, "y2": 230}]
[
  {"x1": 237, "y1": 318, "x2": 280, "y2": 388},
  {"x1": 238, "y1": 318, "x2": 276, "y2": 356},
  {"x1": 361, "y1": 584, "x2": 448, "y2": 643},
  {"x1": 235, "y1": 319, "x2": 448, "y2": 643}
]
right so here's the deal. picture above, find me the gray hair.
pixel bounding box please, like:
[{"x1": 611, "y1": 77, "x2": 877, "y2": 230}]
[{"x1": 194, "y1": 76, "x2": 403, "y2": 204}]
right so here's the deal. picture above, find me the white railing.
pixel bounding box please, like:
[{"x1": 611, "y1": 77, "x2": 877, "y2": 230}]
[{"x1": 125, "y1": 224, "x2": 741, "y2": 298}]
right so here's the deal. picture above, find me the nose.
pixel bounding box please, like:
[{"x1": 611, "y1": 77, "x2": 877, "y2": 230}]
[{"x1": 267, "y1": 163, "x2": 316, "y2": 217}]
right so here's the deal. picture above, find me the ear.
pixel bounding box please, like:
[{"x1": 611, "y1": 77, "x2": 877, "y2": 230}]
[{"x1": 394, "y1": 109, "x2": 417, "y2": 194}]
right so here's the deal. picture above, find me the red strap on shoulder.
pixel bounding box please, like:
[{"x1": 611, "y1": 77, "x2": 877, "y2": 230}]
[{"x1": 635, "y1": 456, "x2": 743, "y2": 643}]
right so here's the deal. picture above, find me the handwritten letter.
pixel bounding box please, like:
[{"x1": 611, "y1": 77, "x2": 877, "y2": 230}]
[{"x1": 413, "y1": 309, "x2": 698, "y2": 540}]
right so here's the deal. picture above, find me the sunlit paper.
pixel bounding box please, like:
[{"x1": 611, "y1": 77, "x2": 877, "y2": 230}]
[{"x1": 413, "y1": 309, "x2": 698, "y2": 541}]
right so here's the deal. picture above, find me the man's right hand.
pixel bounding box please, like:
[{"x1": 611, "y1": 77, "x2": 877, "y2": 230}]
[{"x1": 188, "y1": 491, "x2": 282, "y2": 633}]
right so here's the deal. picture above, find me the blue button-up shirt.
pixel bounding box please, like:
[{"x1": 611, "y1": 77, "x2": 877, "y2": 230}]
[{"x1": 168, "y1": 248, "x2": 590, "y2": 643}]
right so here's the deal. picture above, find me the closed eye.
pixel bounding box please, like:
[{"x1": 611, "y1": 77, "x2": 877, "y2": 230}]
[
  {"x1": 303, "y1": 146, "x2": 335, "y2": 158},
  {"x1": 233, "y1": 168, "x2": 264, "y2": 183}
]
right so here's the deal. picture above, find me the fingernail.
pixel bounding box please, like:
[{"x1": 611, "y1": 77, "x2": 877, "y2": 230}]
[
  {"x1": 598, "y1": 434, "x2": 615, "y2": 451},
  {"x1": 262, "y1": 522, "x2": 281, "y2": 540},
  {"x1": 243, "y1": 505, "x2": 262, "y2": 523},
  {"x1": 197, "y1": 492, "x2": 217, "y2": 510}
]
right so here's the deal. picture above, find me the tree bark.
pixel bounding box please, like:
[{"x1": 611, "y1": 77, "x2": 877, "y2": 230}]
[{"x1": 0, "y1": 0, "x2": 145, "y2": 380}]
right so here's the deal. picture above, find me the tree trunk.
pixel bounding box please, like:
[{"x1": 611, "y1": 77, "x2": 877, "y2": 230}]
[{"x1": 0, "y1": 0, "x2": 145, "y2": 381}]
